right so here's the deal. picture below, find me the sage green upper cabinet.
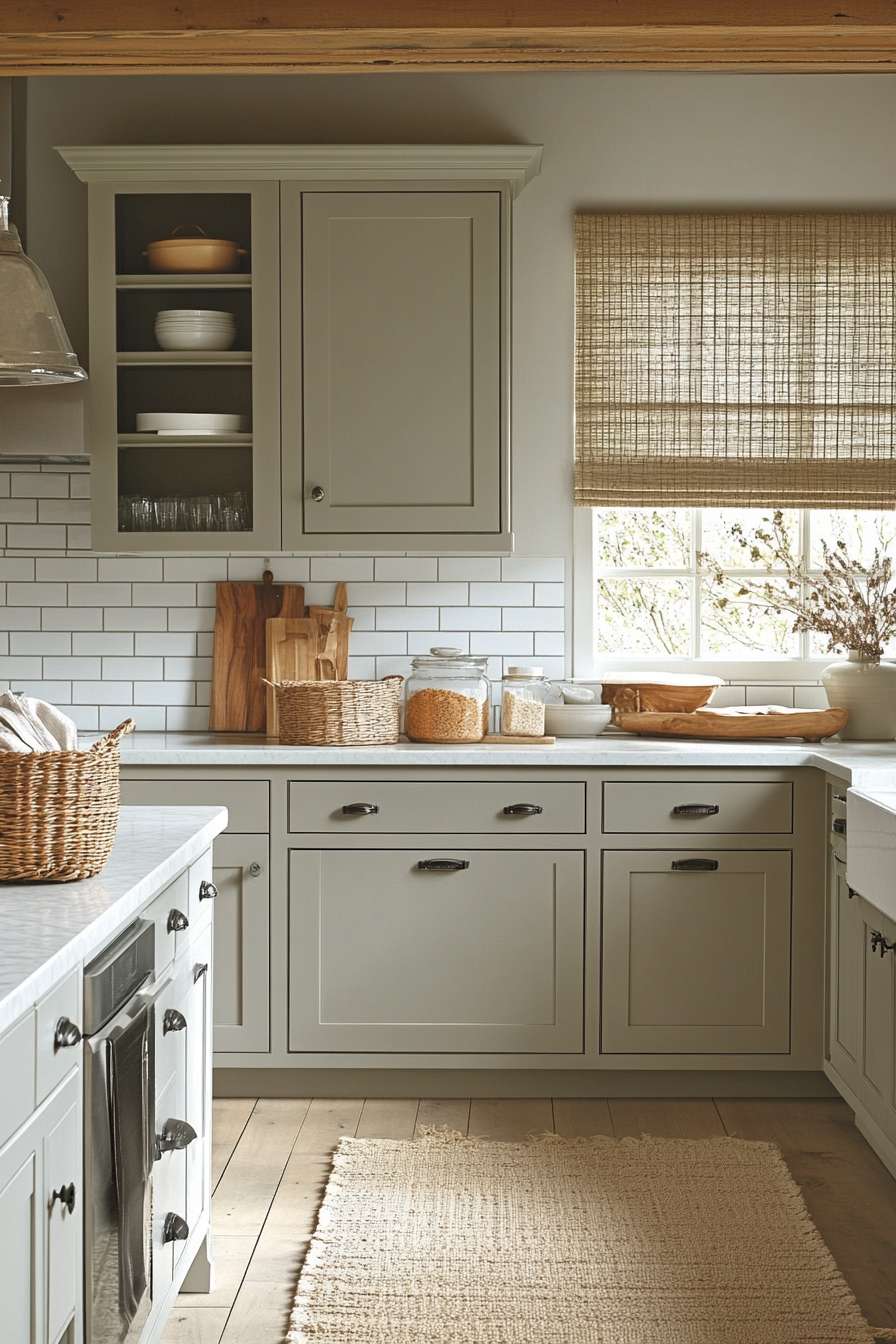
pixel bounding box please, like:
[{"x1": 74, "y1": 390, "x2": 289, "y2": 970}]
[
  {"x1": 58, "y1": 145, "x2": 542, "y2": 553},
  {"x1": 283, "y1": 189, "x2": 503, "y2": 545}
]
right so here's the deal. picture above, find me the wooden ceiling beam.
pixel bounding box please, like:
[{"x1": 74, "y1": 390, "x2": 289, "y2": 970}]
[{"x1": 4, "y1": 3, "x2": 896, "y2": 75}]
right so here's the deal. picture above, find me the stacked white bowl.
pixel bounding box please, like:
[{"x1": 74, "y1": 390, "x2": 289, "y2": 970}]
[{"x1": 154, "y1": 308, "x2": 237, "y2": 351}]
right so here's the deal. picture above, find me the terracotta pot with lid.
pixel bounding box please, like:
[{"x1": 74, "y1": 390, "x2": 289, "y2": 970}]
[{"x1": 143, "y1": 224, "x2": 248, "y2": 274}]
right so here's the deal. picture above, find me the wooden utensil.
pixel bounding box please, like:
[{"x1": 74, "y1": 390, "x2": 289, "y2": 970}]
[
  {"x1": 209, "y1": 571, "x2": 305, "y2": 732},
  {"x1": 265, "y1": 617, "x2": 321, "y2": 735},
  {"x1": 309, "y1": 582, "x2": 353, "y2": 680},
  {"x1": 613, "y1": 705, "x2": 848, "y2": 742}
]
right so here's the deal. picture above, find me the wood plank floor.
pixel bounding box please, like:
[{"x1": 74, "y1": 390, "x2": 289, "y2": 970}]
[{"x1": 160, "y1": 1094, "x2": 896, "y2": 1343}]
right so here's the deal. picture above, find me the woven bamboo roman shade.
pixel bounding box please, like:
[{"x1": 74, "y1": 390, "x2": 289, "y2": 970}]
[{"x1": 575, "y1": 212, "x2": 896, "y2": 509}]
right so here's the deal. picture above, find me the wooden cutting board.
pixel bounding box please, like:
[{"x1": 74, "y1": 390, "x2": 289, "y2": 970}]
[
  {"x1": 613, "y1": 706, "x2": 848, "y2": 742},
  {"x1": 209, "y1": 573, "x2": 305, "y2": 732},
  {"x1": 265, "y1": 617, "x2": 321, "y2": 736},
  {"x1": 309, "y1": 582, "x2": 353, "y2": 681}
]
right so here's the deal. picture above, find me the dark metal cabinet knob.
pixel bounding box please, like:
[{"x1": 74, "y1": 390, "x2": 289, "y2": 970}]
[
  {"x1": 672, "y1": 803, "x2": 720, "y2": 817},
  {"x1": 310, "y1": 486, "x2": 325, "y2": 502},
  {"x1": 167, "y1": 909, "x2": 189, "y2": 933},
  {"x1": 832, "y1": 818, "x2": 847, "y2": 835},
  {"x1": 193, "y1": 962, "x2": 209, "y2": 983},
  {"x1": 248, "y1": 862, "x2": 262, "y2": 877},
  {"x1": 671, "y1": 858, "x2": 719, "y2": 872},
  {"x1": 157, "y1": 1118, "x2": 198, "y2": 1157},
  {"x1": 53, "y1": 1017, "x2": 82, "y2": 1051},
  {"x1": 342, "y1": 802, "x2": 379, "y2": 816},
  {"x1": 199, "y1": 880, "x2": 217, "y2": 901},
  {"x1": 870, "y1": 930, "x2": 895, "y2": 957},
  {"x1": 162, "y1": 1008, "x2": 187, "y2": 1035},
  {"x1": 417, "y1": 859, "x2": 470, "y2": 873},
  {"x1": 163, "y1": 1212, "x2": 190, "y2": 1243},
  {"x1": 502, "y1": 803, "x2": 543, "y2": 816},
  {"x1": 51, "y1": 1183, "x2": 76, "y2": 1214}
]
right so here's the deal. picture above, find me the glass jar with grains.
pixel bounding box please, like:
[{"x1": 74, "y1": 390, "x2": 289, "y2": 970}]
[
  {"x1": 405, "y1": 648, "x2": 490, "y2": 743},
  {"x1": 501, "y1": 666, "x2": 552, "y2": 737}
]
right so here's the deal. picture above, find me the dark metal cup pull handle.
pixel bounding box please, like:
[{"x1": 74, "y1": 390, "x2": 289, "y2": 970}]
[
  {"x1": 417, "y1": 859, "x2": 470, "y2": 873},
  {"x1": 342, "y1": 803, "x2": 379, "y2": 815},
  {"x1": 157, "y1": 1118, "x2": 198, "y2": 1156},
  {"x1": 672, "y1": 803, "x2": 720, "y2": 817},
  {"x1": 671, "y1": 858, "x2": 719, "y2": 872},
  {"x1": 51, "y1": 1183, "x2": 76, "y2": 1214},
  {"x1": 503, "y1": 803, "x2": 544, "y2": 816},
  {"x1": 199, "y1": 880, "x2": 217, "y2": 900},
  {"x1": 167, "y1": 909, "x2": 189, "y2": 933},
  {"x1": 870, "y1": 930, "x2": 895, "y2": 957},
  {"x1": 832, "y1": 818, "x2": 847, "y2": 835},
  {"x1": 163, "y1": 1008, "x2": 187, "y2": 1035},
  {"x1": 54, "y1": 1017, "x2": 82, "y2": 1051},
  {"x1": 194, "y1": 962, "x2": 209, "y2": 982},
  {"x1": 163, "y1": 1212, "x2": 190, "y2": 1243}
]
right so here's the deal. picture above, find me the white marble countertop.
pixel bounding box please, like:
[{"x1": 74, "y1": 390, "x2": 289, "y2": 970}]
[
  {"x1": 111, "y1": 730, "x2": 896, "y2": 789},
  {"x1": 0, "y1": 805, "x2": 228, "y2": 1036}
]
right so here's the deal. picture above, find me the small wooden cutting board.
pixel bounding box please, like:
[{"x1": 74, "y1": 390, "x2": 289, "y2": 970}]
[
  {"x1": 265, "y1": 616, "x2": 321, "y2": 735},
  {"x1": 613, "y1": 705, "x2": 848, "y2": 742},
  {"x1": 209, "y1": 573, "x2": 305, "y2": 732}
]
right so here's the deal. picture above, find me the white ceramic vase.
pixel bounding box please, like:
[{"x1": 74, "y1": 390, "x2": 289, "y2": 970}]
[{"x1": 821, "y1": 651, "x2": 896, "y2": 740}]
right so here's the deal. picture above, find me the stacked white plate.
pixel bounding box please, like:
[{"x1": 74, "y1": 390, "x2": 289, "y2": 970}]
[
  {"x1": 135, "y1": 412, "x2": 249, "y2": 435},
  {"x1": 154, "y1": 308, "x2": 237, "y2": 351}
]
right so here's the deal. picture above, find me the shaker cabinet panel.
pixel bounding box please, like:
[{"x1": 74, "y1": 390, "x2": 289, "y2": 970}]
[
  {"x1": 828, "y1": 855, "x2": 863, "y2": 1096},
  {"x1": 209, "y1": 835, "x2": 270, "y2": 1054},
  {"x1": 284, "y1": 190, "x2": 507, "y2": 544},
  {"x1": 288, "y1": 848, "x2": 584, "y2": 1053},
  {"x1": 601, "y1": 850, "x2": 792, "y2": 1054}
]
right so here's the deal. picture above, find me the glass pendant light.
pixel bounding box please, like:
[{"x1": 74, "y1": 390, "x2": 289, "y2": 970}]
[{"x1": 0, "y1": 196, "x2": 87, "y2": 385}]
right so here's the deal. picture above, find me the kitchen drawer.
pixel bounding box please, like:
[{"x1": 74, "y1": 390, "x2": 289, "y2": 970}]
[
  {"x1": 121, "y1": 779, "x2": 269, "y2": 834},
  {"x1": 0, "y1": 1014, "x2": 35, "y2": 1150},
  {"x1": 35, "y1": 967, "x2": 81, "y2": 1104},
  {"x1": 602, "y1": 781, "x2": 793, "y2": 835},
  {"x1": 288, "y1": 781, "x2": 585, "y2": 834},
  {"x1": 144, "y1": 871, "x2": 190, "y2": 974}
]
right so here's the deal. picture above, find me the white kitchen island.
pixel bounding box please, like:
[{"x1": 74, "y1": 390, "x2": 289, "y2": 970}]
[{"x1": 0, "y1": 805, "x2": 228, "y2": 1344}]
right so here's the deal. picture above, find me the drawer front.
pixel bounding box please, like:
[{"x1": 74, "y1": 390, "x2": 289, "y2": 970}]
[
  {"x1": 289, "y1": 847, "x2": 584, "y2": 1052},
  {"x1": 288, "y1": 781, "x2": 585, "y2": 834},
  {"x1": 121, "y1": 779, "x2": 269, "y2": 834},
  {"x1": 144, "y1": 871, "x2": 190, "y2": 975},
  {"x1": 35, "y1": 967, "x2": 82, "y2": 1104},
  {"x1": 0, "y1": 1014, "x2": 35, "y2": 1149},
  {"x1": 602, "y1": 781, "x2": 793, "y2": 834}
]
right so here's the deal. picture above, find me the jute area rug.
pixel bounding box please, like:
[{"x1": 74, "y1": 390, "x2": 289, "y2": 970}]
[{"x1": 288, "y1": 1130, "x2": 896, "y2": 1344}]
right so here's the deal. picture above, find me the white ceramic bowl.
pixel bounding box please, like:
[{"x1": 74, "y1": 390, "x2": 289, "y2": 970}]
[
  {"x1": 156, "y1": 309, "x2": 236, "y2": 321},
  {"x1": 154, "y1": 329, "x2": 237, "y2": 351},
  {"x1": 544, "y1": 703, "x2": 613, "y2": 737},
  {"x1": 136, "y1": 412, "x2": 248, "y2": 433}
]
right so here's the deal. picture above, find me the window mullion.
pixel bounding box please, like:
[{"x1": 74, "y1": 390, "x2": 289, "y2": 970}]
[{"x1": 692, "y1": 508, "x2": 702, "y2": 659}]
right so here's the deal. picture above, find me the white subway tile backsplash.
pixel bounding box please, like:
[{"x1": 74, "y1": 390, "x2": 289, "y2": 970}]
[
  {"x1": 98, "y1": 558, "x2": 163, "y2": 582},
  {"x1": 197, "y1": 633, "x2": 214, "y2": 658},
  {"x1": 501, "y1": 557, "x2": 565, "y2": 583},
  {"x1": 0, "y1": 608, "x2": 41, "y2": 631},
  {"x1": 0, "y1": 473, "x2": 9, "y2": 497},
  {"x1": 105, "y1": 657, "x2": 163, "y2": 680},
  {"x1": 39, "y1": 498, "x2": 90, "y2": 524},
  {"x1": 345, "y1": 582, "x2": 407, "y2": 605},
  {"x1": 7, "y1": 524, "x2": 68, "y2": 549},
  {"x1": 0, "y1": 656, "x2": 43, "y2": 678},
  {"x1": 0, "y1": 558, "x2": 35, "y2": 580},
  {"x1": 68, "y1": 704, "x2": 99, "y2": 731},
  {"x1": 439, "y1": 607, "x2": 501, "y2": 631},
  {"x1": 163, "y1": 557, "x2": 227, "y2": 582},
  {"x1": 44, "y1": 657, "x2": 101, "y2": 679},
  {"x1": 105, "y1": 704, "x2": 164, "y2": 732},
  {"x1": 135, "y1": 632, "x2": 196, "y2": 656},
  {"x1": 74, "y1": 680, "x2": 133, "y2": 704},
  {"x1": 168, "y1": 608, "x2": 215, "y2": 632},
  {"x1": 44, "y1": 607, "x2": 103, "y2": 631},
  {"x1": 350, "y1": 632, "x2": 408, "y2": 656},
  {"x1": 407, "y1": 631, "x2": 459, "y2": 654},
  {"x1": 407, "y1": 582, "x2": 468, "y2": 605},
  {"x1": 708, "y1": 685, "x2": 748, "y2": 708},
  {"x1": 534, "y1": 631, "x2": 566, "y2": 656},
  {"x1": 310, "y1": 557, "x2": 375, "y2": 582},
  {"x1": 103, "y1": 608, "x2": 168, "y2": 632},
  {"x1": 346, "y1": 607, "x2": 375, "y2": 631},
  {"x1": 164, "y1": 657, "x2": 213, "y2": 680},
  {"x1": 376, "y1": 606, "x2": 438, "y2": 630},
  {"x1": 66, "y1": 525, "x2": 92, "y2": 549},
  {"x1": 69, "y1": 475, "x2": 91, "y2": 500},
  {"x1": 376, "y1": 558, "x2": 438, "y2": 581},
  {"x1": 196, "y1": 582, "x2": 217, "y2": 608},
  {"x1": 133, "y1": 681, "x2": 195, "y2": 706},
  {"x1": 470, "y1": 582, "x2": 533, "y2": 606},
  {"x1": 10, "y1": 632, "x2": 72, "y2": 656},
  {"x1": 69, "y1": 582, "x2": 131, "y2": 606},
  {"x1": 133, "y1": 582, "x2": 195, "y2": 606},
  {"x1": 73, "y1": 631, "x2": 133, "y2": 656},
  {"x1": 794, "y1": 685, "x2": 829, "y2": 709},
  {"x1": 502, "y1": 607, "x2": 565, "y2": 632},
  {"x1": 8, "y1": 582, "x2": 66, "y2": 606},
  {"x1": 166, "y1": 707, "x2": 209, "y2": 732},
  {"x1": 534, "y1": 583, "x2": 565, "y2": 607},
  {"x1": 0, "y1": 499, "x2": 37, "y2": 523},
  {"x1": 11, "y1": 473, "x2": 68, "y2": 498},
  {"x1": 438, "y1": 558, "x2": 501, "y2": 582},
  {"x1": 195, "y1": 682, "x2": 211, "y2": 708},
  {"x1": 470, "y1": 632, "x2": 534, "y2": 656},
  {"x1": 347, "y1": 656, "x2": 377, "y2": 680},
  {"x1": 36, "y1": 558, "x2": 97, "y2": 582},
  {"x1": 745, "y1": 685, "x2": 794, "y2": 708}
]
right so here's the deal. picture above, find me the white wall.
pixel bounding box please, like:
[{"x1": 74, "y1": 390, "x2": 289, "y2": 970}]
[{"x1": 3, "y1": 72, "x2": 896, "y2": 724}]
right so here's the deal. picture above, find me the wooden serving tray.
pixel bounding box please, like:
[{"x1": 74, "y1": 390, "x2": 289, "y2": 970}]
[{"x1": 613, "y1": 705, "x2": 848, "y2": 742}]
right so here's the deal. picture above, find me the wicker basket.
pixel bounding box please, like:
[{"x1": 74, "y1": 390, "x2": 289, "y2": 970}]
[
  {"x1": 266, "y1": 676, "x2": 402, "y2": 746},
  {"x1": 0, "y1": 718, "x2": 136, "y2": 882}
]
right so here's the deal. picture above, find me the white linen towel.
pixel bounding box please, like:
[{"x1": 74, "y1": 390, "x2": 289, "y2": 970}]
[{"x1": 0, "y1": 692, "x2": 79, "y2": 753}]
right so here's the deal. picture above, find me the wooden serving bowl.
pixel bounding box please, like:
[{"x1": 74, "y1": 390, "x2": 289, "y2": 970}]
[{"x1": 601, "y1": 682, "x2": 717, "y2": 714}]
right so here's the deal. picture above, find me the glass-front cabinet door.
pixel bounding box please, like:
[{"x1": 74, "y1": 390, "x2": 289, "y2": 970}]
[{"x1": 85, "y1": 179, "x2": 281, "y2": 550}]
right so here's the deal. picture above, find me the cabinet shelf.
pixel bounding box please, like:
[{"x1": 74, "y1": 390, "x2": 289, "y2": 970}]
[
  {"x1": 116, "y1": 273, "x2": 252, "y2": 288},
  {"x1": 117, "y1": 351, "x2": 252, "y2": 366},
  {"x1": 118, "y1": 433, "x2": 253, "y2": 447}
]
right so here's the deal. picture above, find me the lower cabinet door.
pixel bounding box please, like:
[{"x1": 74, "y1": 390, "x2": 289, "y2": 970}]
[
  {"x1": 288, "y1": 848, "x2": 584, "y2": 1052},
  {"x1": 210, "y1": 835, "x2": 270, "y2": 1053},
  {"x1": 43, "y1": 1075, "x2": 82, "y2": 1344},
  {"x1": 602, "y1": 849, "x2": 792, "y2": 1054},
  {"x1": 0, "y1": 1140, "x2": 38, "y2": 1344},
  {"x1": 184, "y1": 924, "x2": 213, "y2": 1234},
  {"x1": 829, "y1": 855, "x2": 863, "y2": 1095},
  {"x1": 858, "y1": 896, "x2": 896, "y2": 1141}
]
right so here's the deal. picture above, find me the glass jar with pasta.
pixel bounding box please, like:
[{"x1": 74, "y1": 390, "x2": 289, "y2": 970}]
[{"x1": 404, "y1": 648, "x2": 490, "y2": 743}]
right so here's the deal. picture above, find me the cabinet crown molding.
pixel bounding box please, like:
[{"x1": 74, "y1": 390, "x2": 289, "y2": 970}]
[{"x1": 56, "y1": 143, "x2": 544, "y2": 197}]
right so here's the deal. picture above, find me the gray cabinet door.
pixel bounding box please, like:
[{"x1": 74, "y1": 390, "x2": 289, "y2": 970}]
[
  {"x1": 858, "y1": 896, "x2": 896, "y2": 1138},
  {"x1": 288, "y1": 848, "x2": 583, "y2": 1052},
  {"x1": 828, "y1": 854, "x2": 863, "y2": 1095},
  {"x1": 287, "y1": 190, "x2": 505, "y2": 542},
  {"x1": 602, "y1": 849, "x2": 792, "y2": 1054},
  {"x1": 210, "y1": 835, "x2": 270, "y2": 1054}
]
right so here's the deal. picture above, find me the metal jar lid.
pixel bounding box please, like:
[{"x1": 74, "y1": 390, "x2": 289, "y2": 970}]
[{"x1": 505, "y1": 665, "x2": 545, "y2": 679}]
